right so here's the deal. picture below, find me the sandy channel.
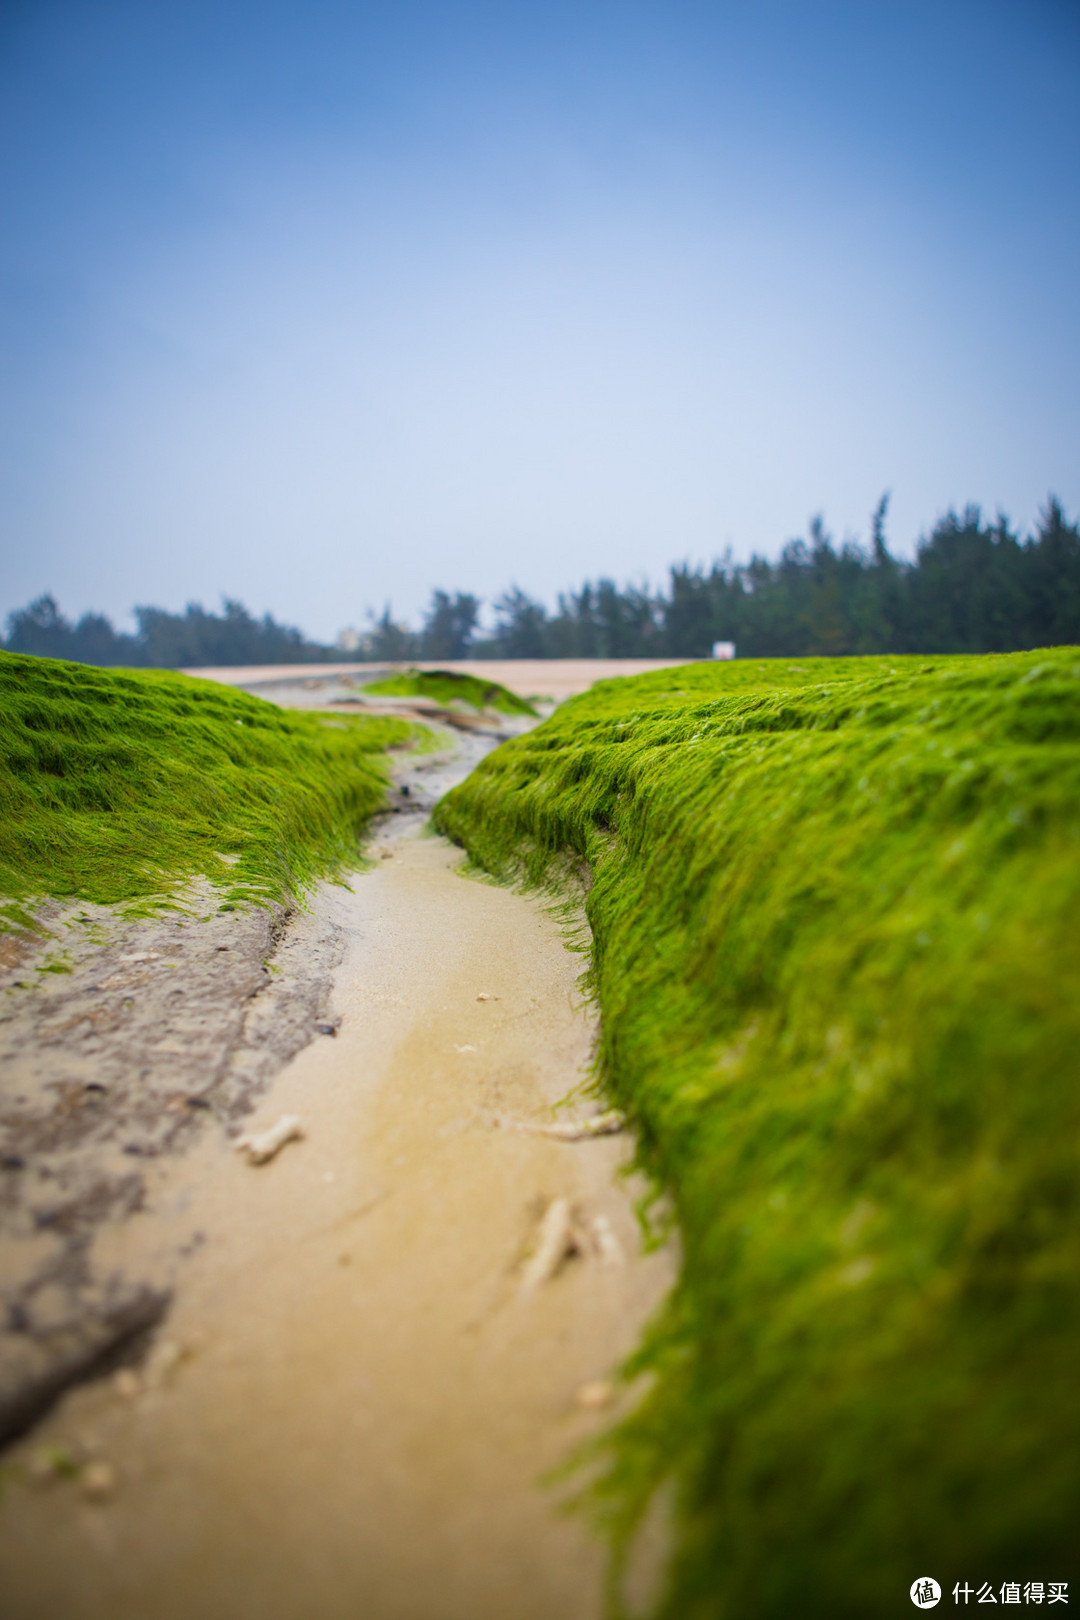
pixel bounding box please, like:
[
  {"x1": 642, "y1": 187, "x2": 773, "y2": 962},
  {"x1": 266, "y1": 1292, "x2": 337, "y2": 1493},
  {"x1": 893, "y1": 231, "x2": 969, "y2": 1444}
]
[{"x1": 0, "y1": 793, "x2": 673, "y2": 1618}]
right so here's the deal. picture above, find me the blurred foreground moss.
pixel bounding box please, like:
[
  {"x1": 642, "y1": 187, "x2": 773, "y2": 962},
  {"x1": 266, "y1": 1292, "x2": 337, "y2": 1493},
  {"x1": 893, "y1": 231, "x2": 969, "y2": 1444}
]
[
  {"x1": 434, "y1": 649, "x2": 1080, "y2": 1618},
  {"x1": 0, "y1": 651, "x2": 417, "y2": 927}
]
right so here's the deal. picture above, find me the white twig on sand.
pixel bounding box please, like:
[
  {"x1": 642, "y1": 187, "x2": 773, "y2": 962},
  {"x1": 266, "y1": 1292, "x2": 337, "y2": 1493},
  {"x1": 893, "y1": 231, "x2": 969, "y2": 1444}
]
[
  {"x1": 519, "y1": 1197, "x2": 578, "y2": 1295},
  {"x1": 504, "y1": 1109, "x2": 626, "y2": 1141},
  {"x1": 235, "y1": 1114, "x2": 305, "y2": 1166}
]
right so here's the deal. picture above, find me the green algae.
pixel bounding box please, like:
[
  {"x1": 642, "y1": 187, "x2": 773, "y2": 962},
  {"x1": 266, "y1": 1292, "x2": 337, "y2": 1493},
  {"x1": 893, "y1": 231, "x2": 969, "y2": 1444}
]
[
  {"x1": 364, "y1": 665, "x2": 537, "y2": 716},
  {"x1": 433, "y1": 648, "x2": 1080, "y2": 1618},
  {"x1": 0, "y1": 651, "x2": 418, "y2": 928}
]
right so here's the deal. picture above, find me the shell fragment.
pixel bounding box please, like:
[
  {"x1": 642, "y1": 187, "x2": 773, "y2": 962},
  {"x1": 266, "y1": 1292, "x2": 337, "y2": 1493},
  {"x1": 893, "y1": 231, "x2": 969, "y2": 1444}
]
[{"x1": 235, "y1": 1114, "x2": 305, "y2": 1166}]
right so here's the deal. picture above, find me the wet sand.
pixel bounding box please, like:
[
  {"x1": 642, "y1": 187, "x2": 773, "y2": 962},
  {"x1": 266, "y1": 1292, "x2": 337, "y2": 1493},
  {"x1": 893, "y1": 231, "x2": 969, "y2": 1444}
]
[{"x1": 0, "y1": 796, "x2": 673, "y2": 1618}]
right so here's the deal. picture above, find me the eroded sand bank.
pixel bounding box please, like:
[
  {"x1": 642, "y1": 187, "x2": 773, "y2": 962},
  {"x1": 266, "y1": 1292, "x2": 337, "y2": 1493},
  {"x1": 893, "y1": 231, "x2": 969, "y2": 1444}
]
[{"x1": 0, "y1": 780, "x2": 673, "y2": 1618}]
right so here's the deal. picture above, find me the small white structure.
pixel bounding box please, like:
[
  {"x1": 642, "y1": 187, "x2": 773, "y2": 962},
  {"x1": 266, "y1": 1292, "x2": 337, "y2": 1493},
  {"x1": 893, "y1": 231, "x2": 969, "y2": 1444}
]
[
  {"x1": 235, "y1": 1114, "x2": 305, "y2": 1166},
  {"x1": 712, "y1": 641, "x2": 736, "y2": 660}
]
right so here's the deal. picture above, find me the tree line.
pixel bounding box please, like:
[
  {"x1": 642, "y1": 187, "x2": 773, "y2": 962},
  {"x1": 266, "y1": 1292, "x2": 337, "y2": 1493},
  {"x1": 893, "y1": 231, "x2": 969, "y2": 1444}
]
[
  {"x1": 2, "y1": 595, "x2": 330, "y2": 668},
  {"x1": 6, "y1": 496, "x2": 1079, "y2": 668}
]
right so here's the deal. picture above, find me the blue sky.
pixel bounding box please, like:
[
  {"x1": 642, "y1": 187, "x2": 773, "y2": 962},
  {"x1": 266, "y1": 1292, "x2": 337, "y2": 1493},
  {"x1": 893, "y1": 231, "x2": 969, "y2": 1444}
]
[{"x1": 1, "y1": 0, "x2": 1078, "y2": 639}]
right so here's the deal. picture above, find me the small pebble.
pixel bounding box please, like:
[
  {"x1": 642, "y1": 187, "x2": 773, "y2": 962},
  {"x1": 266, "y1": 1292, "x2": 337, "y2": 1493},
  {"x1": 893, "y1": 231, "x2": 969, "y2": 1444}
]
[
  {"x1": 113, "y1": 1368, "x2": 141, "y2": 1400},
  {"x1": 81, "y1": 1460, "x2": 118, "y2": 1501},
  {"x1": 575, "y1": 1380, "x2": 615, "y2": 1410},
  {"x1": 476, "y1": 992, "x2": 498, "y2": 1002},
  {"x1": 591, "y1": 1214, "x2": 625, "y2": 1268}
]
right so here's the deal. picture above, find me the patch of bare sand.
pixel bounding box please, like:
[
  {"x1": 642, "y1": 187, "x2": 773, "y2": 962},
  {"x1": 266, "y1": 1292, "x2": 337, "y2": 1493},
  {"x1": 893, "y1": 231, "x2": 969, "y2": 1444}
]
[{"x1": 0, "y1": 814, "x2": 674, "y2": 1620}]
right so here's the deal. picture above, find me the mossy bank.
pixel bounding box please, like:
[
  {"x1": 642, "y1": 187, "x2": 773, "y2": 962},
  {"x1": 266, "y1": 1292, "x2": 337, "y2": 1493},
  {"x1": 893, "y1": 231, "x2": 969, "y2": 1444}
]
[
  {"x1": 434, "y1": 649, "x2": 1080, "y2": 1618},
  {"x1": 0, "y1": 651, "x2": 416, "y2": 929},
  {"x1": 364, "y1": 665, "x2": 537, "y2": 716}
]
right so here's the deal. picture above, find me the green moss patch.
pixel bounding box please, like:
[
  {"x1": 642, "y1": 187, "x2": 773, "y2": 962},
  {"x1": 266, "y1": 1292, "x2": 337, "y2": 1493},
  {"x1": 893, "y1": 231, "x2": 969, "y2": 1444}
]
[
  {"x1": 364, "y1": 666, "x2": 536, "y2": 716},
  {"x1": 434, "y1": 649, "x2": 1080, "y2": 1618},
  {"x1": 0, "y1": 652, "x2": 417, "y2": 928}
]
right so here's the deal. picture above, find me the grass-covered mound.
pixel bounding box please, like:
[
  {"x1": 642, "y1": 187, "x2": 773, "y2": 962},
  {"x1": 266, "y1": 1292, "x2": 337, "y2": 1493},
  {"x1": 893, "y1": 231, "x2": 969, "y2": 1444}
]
[
  {"x1": 0, "y1": 651, "x2": 416, "y2": 929},
  {"x1": 434, "y1": 649, "x2": 1080, "y2": 1618},
  {"x1": 364, "y1": 665, "x2": 537, "y2": 716}
]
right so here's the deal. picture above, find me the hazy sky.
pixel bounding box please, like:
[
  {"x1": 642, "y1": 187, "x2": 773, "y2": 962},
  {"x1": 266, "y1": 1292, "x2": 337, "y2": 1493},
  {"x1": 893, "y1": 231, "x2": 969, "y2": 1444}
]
[{"x1": 2, "y1": 0, "x2": 1078, "y2": 640}]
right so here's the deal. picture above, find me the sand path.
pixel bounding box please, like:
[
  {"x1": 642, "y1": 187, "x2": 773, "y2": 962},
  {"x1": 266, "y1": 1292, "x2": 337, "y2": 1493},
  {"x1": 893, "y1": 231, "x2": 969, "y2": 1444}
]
[{"x1": 0, "y1": 782, "x2": 672, "y2": 1618}]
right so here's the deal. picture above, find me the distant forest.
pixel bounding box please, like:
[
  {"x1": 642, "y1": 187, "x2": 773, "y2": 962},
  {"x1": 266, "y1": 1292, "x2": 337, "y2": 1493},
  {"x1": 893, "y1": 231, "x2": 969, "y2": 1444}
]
[{"x1": 6, "y1": 497, "x2": 1079, "y2": 667}]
